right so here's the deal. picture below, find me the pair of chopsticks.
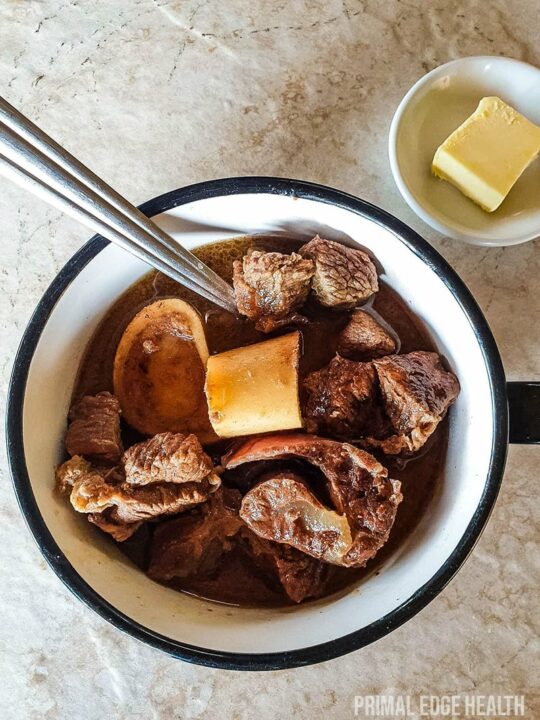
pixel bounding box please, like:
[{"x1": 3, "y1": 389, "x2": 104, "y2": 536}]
[{"x1": 0, "y1": 96, "x2": 237, "y2": 313}]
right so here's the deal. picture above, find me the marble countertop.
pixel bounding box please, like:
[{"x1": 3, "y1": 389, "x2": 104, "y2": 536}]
[{"x1": 1, "y1": 1, "x2": 538, "y2": 718}]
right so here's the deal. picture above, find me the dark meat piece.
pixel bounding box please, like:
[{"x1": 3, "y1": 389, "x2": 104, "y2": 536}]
[
  {"x1": 363, "y1": 351, "x2": 460, "y2": 454},
  {"x1": 88, "y1": 511, "x2": 142, "y2": 542},
  {"x1": 123, "y1": 432, "x2": 220, "y2": 488},
  {"x1": 233, "y1": 250, "x2": 314, "y2": 332},
  {"x1": 70, "y1": 474, "x2": 217, "y2": 523},
  {"x1": 65, "y1": 391, "x2": 122, "y2": 464},
  {"x1": 299, "y1": 236, "x2": 378, "y2": 308},
  {"x1": 148, "y1": 488, "x2": 243, "y2": 581},
  {"x1": 56, "y1": 454, "x2": 219, "y2": 532},
  {"x1": 303, "y1": 355, "x2": 388, "y2": 439},
  {"x1": 56, "y1": 457, "x2": 139, "y2": 540},
  {"x1": 337, "y1": 309, "x2": 397, "y2": 361},
  {"x1": 55, "y1": 454, "x2": 92, "y2": 494},
  {"x1": 224, "y1": 434, "x2": 402, "y2": 568},
  {"x1": 56, "y1": 455, "x2": 124, "y2": 493},
  {"x1": 240, "y1": 472, "x2": 353, "y2": 564},
  {"x1": 243, "y1": 531, "x2": 328, "y2": 603},
  {"x1": 303, "y1": 350, "x2": 460, "y2": 455}
]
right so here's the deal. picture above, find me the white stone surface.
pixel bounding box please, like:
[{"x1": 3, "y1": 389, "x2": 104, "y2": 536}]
[{"x1": 0, "y1": 1, "x2": 538, "y2": 718}]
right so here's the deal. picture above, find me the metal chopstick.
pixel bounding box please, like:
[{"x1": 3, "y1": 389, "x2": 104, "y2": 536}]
[
  {"x1": 0, "y1": 154, "x2": 236, "y2": 308},
  {"x1": 0, "y1": 121, "x2": 234, "y2": 310},
  {"x1": 0, "y1": 97, "x2": 220, "y2": 284},
  {"x1": 0, "y1": 97, "x2": 237, "y2": 312}
]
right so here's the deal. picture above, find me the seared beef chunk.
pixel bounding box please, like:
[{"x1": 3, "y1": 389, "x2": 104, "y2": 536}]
[
  {"x1": 88, "y1": 511, "x2": 142, "y2": 542},
  {"x1": 148, "y1": 488, "x2": 243, "y2": 581},
  {"x1": 303, "y1": 355, "x2": 388, "y2": 439},
  {"x1": 123, "y1": 432, "x2": 220, "y2": 488},
  {"x1": 240, "y1": 472, "x2": 352, "y2": 564},
  {"x1": 69, "y1": 472, "x2": 217, "y2": 523},
  {"x1": 55, "y1": 451, "x2": 219, "y2": 537},
  {"x1": 56, "y1": 455, "x2": 124, "y2": 493},
  {"x1": 303, "y1": 350, "x2": 460, "y2": 455},
  {"x1": 56, "y1": 454, "x2": 92, "y2": 494},
  {"x1": 233, "y1": 250, "x2": 314, "y2": 332},
  {"x1": 363, "y1": 351, "x2": 460, "y2": 454},
  {"x1": 243, "y1": 531, "x2": 328, "y2": 603},
  {"x1": 225, "y1": 434, "x2": 402, "y2": 568},
  {"x1": 56, "y1": 457, "x2": 139, "y2": 540},
  {"x1": 337, "y1": 309, "x2": 397, "y2": 361},
  {"x1": 65, "y1": 391, "x2": 122, "y2": 464},
  {"x1": 58, "y1": 430, "x2": 221, "y2": 543},
  {"x1": 299, "y1": 236, "x2": 378, "y2": 308}
]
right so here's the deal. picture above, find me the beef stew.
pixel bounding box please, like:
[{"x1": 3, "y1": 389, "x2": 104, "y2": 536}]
[{"x1": 55, "y1": 235, "x2": 459, "y2": 607}]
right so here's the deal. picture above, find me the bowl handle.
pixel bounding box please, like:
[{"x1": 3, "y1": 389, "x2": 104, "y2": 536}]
[{"x1": 507, "y1": 382, "x2": 540, "y2": 444}]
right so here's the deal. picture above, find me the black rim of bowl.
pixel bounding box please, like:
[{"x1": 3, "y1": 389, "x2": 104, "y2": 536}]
[{"x1": 6, "y1": 177, "x2": 508, "y2": 671}]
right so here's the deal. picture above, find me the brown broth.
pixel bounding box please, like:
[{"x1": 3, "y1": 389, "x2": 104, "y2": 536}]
[{"x1": 74, "y1": 236, "x2": 448, "y2": 607}]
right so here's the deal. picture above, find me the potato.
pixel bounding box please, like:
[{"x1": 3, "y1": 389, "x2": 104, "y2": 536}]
[
  {"x1": 205, "y1": 331, "x2": 303, "y2": 438},
  {"x1": 113, "y1": 298, "x2": 217, "y2": 443}
]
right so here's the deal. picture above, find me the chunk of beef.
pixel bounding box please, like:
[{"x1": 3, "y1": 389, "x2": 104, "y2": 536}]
[
  {"x1": 65, "y1": 391, "x2": 122, "y2": 464},
  {"x1": 337, "y1": 309, "x2": 397, "y2": 361},
  {"x1": 56, "y1": 452, "x2": 219, "y2": 535},
  {"x1": 56, "y1": 455, "x2": 124, "y2": 493},
  {"x1": 243, "y1": 531, "x2": 328, "y2": 603},
  {"x1": 299, "y1": 236, "x2": 378, "y2": 308},
  {"x1": 224, "y1": 434, "x2": 402, "y2": 568},
  {"x1": 70, "y1": 473, "x2": 217, "y2": 523},
  {"x1": 123, "y1": 432, "x2": 220, "y2": 488},
  {"x1": 56, "y1": 457, "x2": 140, "y2": 540},
  {"x1": 303, "y1": 355, "x2": 388, "y2": 439},
  {"x1": 233, "y1": 250, "x2": 314, "y2": 332},
  {"x1": 240, "y1": 472, "x2": 352, "y2": 563},
  {"x1": 148, "y1": 488, "x2": 243, "y2": 581},
  {"x1": 88, "y1": 511, "x2": 142, "y2": 542},
  {"x1": 303, "y1": 350, "x2": 460, "y2": 455},
  {"x1": 56, "y1": 454, "x2": 92, "y2": 494},
  {"x1": 363, "y1": 351, "x2": 460, "y2": 454}
]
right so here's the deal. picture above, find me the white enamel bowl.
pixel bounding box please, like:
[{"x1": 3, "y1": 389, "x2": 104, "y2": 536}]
[
  {"x1": 389, "y1": 56, "x2": 540, "y2": 246},
  {"x1": 7, "y1": 178, "x2": 509, "y2": 670}
]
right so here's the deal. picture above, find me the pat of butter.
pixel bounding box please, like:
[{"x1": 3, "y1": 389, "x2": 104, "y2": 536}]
[{"x1": 432, "y1": 96, "x2": 540, "y2": 212}]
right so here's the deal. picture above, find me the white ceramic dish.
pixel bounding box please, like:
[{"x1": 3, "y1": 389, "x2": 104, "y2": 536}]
[
  {"x1": 389, "y1": 56, "x2": 540, "y2": 246},
  {"x1": 8, "y1": 178, "x2": 537, "y2": 670}
]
